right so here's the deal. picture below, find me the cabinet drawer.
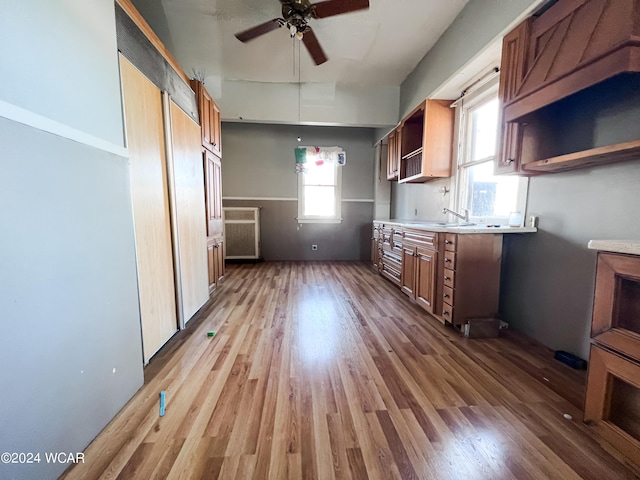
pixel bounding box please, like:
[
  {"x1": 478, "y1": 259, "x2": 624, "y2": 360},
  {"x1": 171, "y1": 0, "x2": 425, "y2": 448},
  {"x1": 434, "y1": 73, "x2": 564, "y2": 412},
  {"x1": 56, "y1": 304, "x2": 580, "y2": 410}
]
[
  {"x1": 443, "y1": 251, "x2": 456, "y2": 270},
  {"x1": 442, "y1": 302, "x2": 454, "y2": 322},
  {"x1": 443, "y1": 268, "x2": 455, "y2": 288},
  {"x1": 403, "y1": 229, "x2": 438, "y2": 249},
  {"x1": 444, "y1": 234, "x2": 457, "y2": 252},
  {"x1": 443, "y1": 285, "x2": 454, "y2": 306}
]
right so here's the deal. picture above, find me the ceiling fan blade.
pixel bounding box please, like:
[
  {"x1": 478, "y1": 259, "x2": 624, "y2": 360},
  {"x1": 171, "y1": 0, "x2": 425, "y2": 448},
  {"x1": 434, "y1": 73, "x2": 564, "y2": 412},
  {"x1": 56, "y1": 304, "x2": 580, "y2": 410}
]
[
  {"x1": 235, "y1": 19, "x2": 282, "y2": 42},
  {"x1": 312, "y1": 0, "x2": 369, "y2": 19},
  {"x1": 302, "y1": 28, "x2": 328, "y2": 65}
]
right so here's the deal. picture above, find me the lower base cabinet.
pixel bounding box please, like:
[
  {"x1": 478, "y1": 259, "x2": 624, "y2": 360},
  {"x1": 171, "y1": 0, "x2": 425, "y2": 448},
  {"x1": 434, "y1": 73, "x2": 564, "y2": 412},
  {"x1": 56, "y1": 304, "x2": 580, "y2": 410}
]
[
  {"x1": 207, "y1": 235, "x2": 225, "y2": 294},
  {"x1": 373, "y1": 222, "x2": 503, "y2": 329},
  {"x1": 401, "y1": 229, "x2": 441, "y2": 318}
]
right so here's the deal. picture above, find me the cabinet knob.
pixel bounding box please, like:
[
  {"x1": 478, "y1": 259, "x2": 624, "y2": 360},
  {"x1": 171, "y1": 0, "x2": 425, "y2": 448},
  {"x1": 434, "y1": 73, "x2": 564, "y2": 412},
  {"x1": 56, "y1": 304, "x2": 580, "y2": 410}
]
[
  {"x1": 507, "y1": 158, "x2": 514, "y2": 164},
  {"x1": 444, "y1": 276, "x2": 450, "y2": 281},
  {"x1": 443, "y1": 311, "x2": 449, "y2": 316},
  {"x1": 445, "y1": 240, "x2": 452, "y2": 244},
  {"x1": 445, "y1": 258, "x2": 451, "y2": 263},
  {"x1": 444, "y1": 294, "x2": 450, "y2": 298}
]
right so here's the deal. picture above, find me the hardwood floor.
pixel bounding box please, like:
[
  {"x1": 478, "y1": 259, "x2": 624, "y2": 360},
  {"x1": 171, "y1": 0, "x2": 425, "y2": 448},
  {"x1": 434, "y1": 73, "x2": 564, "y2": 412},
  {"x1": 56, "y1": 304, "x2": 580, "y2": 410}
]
[{"x1": 62, "y1": 262, "x2": 639, "y2": 479}]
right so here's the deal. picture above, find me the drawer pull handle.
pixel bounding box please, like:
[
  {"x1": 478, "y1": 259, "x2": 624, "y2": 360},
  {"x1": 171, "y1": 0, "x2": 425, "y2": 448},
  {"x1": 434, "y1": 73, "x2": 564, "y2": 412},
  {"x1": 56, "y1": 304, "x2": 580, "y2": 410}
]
[
  {"x1": 445, "y1": 258, "x2": 451, "y2": 263},
  {"x1": 444, "y1": 276, "x2": 450, "y2": 281},
  {"x1": 444, "y1": 294, "x2": 450, "y2": 298},
  {"x1": 443, "y1": 311, "x2": 449, "y2": 316},
  {"x1": 445, "y1": 240, "x2": 452, "y2": 244}
]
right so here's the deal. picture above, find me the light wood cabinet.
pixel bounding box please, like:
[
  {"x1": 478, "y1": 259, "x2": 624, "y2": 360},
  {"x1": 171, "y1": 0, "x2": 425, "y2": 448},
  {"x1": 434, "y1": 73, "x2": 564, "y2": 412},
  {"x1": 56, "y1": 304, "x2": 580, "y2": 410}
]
[
  {"x1": 496, "y1": 0, "x2": 640, "y2": 175},
  {"x1": 398, "y1": 100, "x2": 454, "y2": 183},
  {"x1": 386, "y1": 128, "x2": 400, "y2": 180}
]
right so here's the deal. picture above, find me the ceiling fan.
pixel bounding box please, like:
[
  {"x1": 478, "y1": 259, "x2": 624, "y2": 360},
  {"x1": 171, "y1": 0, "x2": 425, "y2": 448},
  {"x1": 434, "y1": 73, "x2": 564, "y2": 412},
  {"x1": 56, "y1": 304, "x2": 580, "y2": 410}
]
[{"x1": 234, "y1": 0, "x2": 370, "y2": 65}]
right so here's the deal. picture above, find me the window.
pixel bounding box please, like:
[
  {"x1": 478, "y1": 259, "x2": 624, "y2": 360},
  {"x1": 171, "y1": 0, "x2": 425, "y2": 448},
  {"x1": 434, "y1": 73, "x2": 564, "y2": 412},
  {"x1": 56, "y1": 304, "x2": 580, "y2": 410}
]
[
  {"x1": 297, "y1": 147, "x2": 343, "y2": 223},
  {"x1": 454, "y1": 80, "x2": 528, "y2": 225}
]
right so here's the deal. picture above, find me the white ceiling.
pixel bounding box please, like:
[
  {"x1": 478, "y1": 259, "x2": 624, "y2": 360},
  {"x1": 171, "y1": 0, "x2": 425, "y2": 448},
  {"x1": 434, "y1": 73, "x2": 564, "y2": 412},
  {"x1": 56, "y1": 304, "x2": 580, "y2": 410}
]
[{"x1": 133, "y1": 0, "x2": 472, "y2": 87}]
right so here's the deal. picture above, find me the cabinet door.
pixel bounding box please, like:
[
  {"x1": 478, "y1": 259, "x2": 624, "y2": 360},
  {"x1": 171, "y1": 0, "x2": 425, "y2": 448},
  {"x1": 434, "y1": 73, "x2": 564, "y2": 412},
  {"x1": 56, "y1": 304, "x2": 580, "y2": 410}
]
[
  {"x1": 416, "y1": 247, "x2": 438, "y2": 314},
  {"x1": 199, "y1": 85, "x2": 213, "y2": 147},
  {"x1": 207, "y1": 241, "x2": 216, "y2": 294},
  {"x1": 211, "y1": 100, "x2": 222, "y2": 157},
  {"x1": 495, "y1": 19, "x2": 530, "y2": 175},
  {"x1": 214, "y1": 237, "x2": 225, "y2": 285},
  {"x1": 120, "y1": 55, "x2": 178, "y2": 364},
  {"x1": 169, "y1": 99, "x2": 209, "y2": 324},
  {"x1": 386, "y1": 129, "x2": 398, "y2": 180},
  {"x1": 401, "y1": 245, "x2": 417, "y2": 298},
  {"x1": 204, "y1": 150, "x2": 223, "y2": 237}
]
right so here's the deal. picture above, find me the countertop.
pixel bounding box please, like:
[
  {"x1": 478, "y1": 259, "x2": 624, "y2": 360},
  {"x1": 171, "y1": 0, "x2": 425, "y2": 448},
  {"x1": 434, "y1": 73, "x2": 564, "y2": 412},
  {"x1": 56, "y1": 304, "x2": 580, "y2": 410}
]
[
  {"x1": 374, "y1": 219, "x2": 537, "y2": 235},
  {"x1": 587, "y1": 240, "x2": 640, "y2": 256}
]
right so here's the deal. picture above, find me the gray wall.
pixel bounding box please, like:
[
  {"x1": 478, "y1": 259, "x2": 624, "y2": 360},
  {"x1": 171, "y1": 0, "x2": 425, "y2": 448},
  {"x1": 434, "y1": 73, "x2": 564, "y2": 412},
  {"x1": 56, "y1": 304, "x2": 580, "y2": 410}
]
[
  {"x1": 222, "y1": 122, "x2": 376, "y2": 260},
  {"x1": 0, "y1": 2, "x2": 143, "y2": 479},
  {"x1": 400, "y1": 0, "x2": 543, "y2": 117},
  {"x1": 501, "y1": 162, "x2": 640, "y2": 360}
]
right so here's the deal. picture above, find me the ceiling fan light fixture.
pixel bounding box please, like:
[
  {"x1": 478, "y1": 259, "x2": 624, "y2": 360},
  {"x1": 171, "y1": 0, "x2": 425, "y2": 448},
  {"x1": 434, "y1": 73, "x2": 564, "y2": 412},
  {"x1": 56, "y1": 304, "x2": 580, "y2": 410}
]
[{"x1": 296, "y1": 31, "x2": 304, "y2": 40}]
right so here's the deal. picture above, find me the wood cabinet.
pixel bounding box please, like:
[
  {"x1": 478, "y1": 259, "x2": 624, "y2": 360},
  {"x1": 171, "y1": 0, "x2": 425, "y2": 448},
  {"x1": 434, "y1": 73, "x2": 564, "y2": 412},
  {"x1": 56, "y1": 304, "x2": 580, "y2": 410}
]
[
  {"x1": 401, "y1": 229, "x2": 442, "y2": 318},
  {"x1": 398, "y1": 100, "x2": 454, "y2": 183},
  {"x1": 207, "y1": 236, "x2": 225, "y2": 294},
  {"x1": 190, "y1": 80, "x2": 222, "y2": 157},
  {"x1": 120, "y1": 54, "x2": 178, "y2": 363},
  {"x1": 371, "y1": 223, "x2": 381, "y2": 268},
  {"x1": 439, "y1": 233, "x2": 502, "y2": 327},
  {"x1": 496, "y1": 0, "x2": 640, "y2": 175},
  {"x1": 191, "y1": 80, "x2": 224, "y2": 294},
  {"x1": 386, "y1": 128, "x2": 400, "y2": 180},
  {"x1": 378, "y1": 224, "x2": 403, "y2": 287},
  {"x1": 585, "y1": 250, "x2": 640, "y2": 470},
  {"x1": 204, "y1": 150, "x2": 223, "y2": 237},
  {"x1": 375, "y1": 222, "x2": 504, "y2": 328}
]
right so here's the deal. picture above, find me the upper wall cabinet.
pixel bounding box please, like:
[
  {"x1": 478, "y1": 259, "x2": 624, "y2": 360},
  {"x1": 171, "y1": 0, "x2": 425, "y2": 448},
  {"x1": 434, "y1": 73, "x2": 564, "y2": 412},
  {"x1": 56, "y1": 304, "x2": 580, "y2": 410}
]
[
  {"x1": 190, "y1": 80, "x2": 222, "y2": 157},
  {"x1": 386, "y1": 127, "x2": 400, "y2": 180},
  {"x1": 398, "y1": 100, "x2": 454, "y2": 183},
  {"x1": 496, "y1": 0, "x2": 640, "y2": 175}
]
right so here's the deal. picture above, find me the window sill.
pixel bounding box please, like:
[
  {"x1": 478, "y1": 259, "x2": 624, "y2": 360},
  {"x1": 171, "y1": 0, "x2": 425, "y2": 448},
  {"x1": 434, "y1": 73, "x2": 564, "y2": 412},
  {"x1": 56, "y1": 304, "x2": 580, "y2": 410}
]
[{"x1": 296, "y1": 218, "x2": 343, "y2": 224}]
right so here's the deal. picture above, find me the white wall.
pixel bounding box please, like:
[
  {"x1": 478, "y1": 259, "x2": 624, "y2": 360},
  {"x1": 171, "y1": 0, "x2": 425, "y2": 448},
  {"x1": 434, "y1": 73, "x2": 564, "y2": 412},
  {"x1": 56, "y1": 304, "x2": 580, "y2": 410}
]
[{"x1": 218, "y1": 79, "x2": 400, "y2": 127}]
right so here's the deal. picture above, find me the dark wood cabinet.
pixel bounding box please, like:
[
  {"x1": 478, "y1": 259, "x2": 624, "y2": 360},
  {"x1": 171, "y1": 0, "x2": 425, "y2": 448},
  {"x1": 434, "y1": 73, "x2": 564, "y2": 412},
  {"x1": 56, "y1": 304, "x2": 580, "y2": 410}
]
[
  {"x1": 401, "y1": 229, "x2": 442, "y2": 318},
  {"x1": 204, "y1": 150, "x2": 223, "y2": 237},
  {"x1": 495, "y1": 0, "x2": 640, "y2": 175},
  {"x1": 190, "y1": 80, "x2": 222, "y2": 157},
  {"x1": 191, "y1": 79, "x2": 224, "y2": 294},
  {"x1": 585, "y1": 250, "x2": 640, "y2": 470}
]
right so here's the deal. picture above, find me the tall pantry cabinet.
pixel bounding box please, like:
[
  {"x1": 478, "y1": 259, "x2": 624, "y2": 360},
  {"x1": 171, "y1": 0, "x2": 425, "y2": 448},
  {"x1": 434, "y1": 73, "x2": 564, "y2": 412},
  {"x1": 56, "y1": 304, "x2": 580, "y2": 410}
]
[{"x1": 190, "y1": 80, "x2": 225, "y2": 295}]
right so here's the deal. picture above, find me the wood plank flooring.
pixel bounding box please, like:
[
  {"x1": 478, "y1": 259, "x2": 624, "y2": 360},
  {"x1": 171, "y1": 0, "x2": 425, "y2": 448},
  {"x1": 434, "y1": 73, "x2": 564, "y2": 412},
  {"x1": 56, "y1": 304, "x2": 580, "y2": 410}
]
[{"x1": 62, "y1": 262, "x2": 640, "y2": 479}]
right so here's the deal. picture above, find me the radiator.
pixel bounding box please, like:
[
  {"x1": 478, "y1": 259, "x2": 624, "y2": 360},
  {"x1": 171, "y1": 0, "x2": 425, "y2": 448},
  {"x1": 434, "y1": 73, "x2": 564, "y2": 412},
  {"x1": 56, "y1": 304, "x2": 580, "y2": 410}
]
[{"x1": 223, "y1": 207, "x2": 261, "y2": 259}]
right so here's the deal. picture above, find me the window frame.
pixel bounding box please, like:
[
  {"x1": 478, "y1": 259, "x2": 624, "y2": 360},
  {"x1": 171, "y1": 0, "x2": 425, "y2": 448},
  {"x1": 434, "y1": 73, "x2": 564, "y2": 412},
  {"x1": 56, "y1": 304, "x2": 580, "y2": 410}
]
[
  {"x1": 451, "y1": 78, "x2": 528, "y2": 226},
  {"x1": 296, "y1": 151, "x2": 343, "y2": 224}
]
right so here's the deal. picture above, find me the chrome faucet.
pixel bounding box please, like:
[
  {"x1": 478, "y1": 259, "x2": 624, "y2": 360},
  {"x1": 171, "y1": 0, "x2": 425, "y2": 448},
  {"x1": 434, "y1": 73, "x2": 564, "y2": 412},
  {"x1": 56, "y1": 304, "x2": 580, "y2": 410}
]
[{"x1": 443, "y1": 207, "x2": 470, "y2": 222}]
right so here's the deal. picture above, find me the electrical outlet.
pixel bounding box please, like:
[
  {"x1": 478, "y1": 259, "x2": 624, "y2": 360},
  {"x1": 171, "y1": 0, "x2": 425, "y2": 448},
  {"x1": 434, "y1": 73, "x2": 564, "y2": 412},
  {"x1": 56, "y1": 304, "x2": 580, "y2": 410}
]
[{"x1": 311, "y1": 244, "x2": 318, "y2": 251}]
